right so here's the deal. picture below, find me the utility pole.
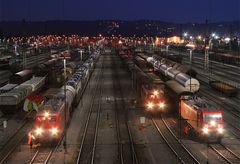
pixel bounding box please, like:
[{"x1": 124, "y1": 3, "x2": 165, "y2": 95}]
[{"x1": 60, "y1": 56, "x2": 69, "y2": 154}]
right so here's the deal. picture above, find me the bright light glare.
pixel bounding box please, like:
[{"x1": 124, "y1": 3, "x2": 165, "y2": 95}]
[
  {"x1": 147, "y1": 102, "x2": 153, "y2": 109},
  {"x1": 35, "y1": 128, "x2": 43, "y2": 135},
  {"x1": 210, "y1": 120, "x2": 216, "y2": 126},
  {"x1": 224, "y1": 37, "x2": 231, "y2": 42},
  {"x1": 159, "y1": 102, "x2": 165, "y2": 109},
  {"x1": 153, "y1": 90, "x2": 159, "y2": 96},
  {"x1": 203, "y1": 127, "x2": 209, "y2": 134},
  {"x1": 51, "y1": 128, "x2": 58, "y2": 135},
  {"x1": 218, "y1": 127, "x2": 224, "y2": 134},
  {"x1": 44, "y1": 112, "x2": 49, "y2": 117}
]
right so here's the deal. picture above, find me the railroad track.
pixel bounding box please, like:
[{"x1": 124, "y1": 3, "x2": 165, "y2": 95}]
[
  {"x1": 113, "y1": 56, "x2": 138, "y2": 164},
  {"x1": 28, "y1": 130, "x2": 64, "y2": 164},
  {"x1": 0, "y1": 119, "x2": 32, "y2": 163},
  {"x1": 200, "y1": 89, "x2": 240, "y2": 139},
  {"x1": 76, "y1": 62, "x2": 103, "y2": 164},
  {"x1": 29, "y1": 149, "x2": 53, "y2": 164},
  {"x1": 209, "y1": 143, "x2": 240, "y2": 164},
  {"x1": 199, "y1": 78, "x2": 240, "y2": 118},
  {"x1": 152, "y1": 115, "x2": 200, "y2": 164},
  {"x1": 198, "y1": 82, "x2": 240, "y2": 162},
  {"x1": 200, "y1": 89, "x2": 240, "y2": 119}
]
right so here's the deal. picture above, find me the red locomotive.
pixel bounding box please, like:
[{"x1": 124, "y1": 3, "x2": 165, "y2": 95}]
[
  {"x1": 28, "y1": 88, "x2": 74, "y2": 146},
  {"x1": 180, "y1": 96, "x2": 224, "y2": 142},
  {"x1": 166, "y1": 80, "x2": 224, "y2": 142}
]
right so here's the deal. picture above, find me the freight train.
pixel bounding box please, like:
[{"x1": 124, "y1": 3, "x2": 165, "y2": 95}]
[
  {"x1": 121, "y1": 47, "x2": 223, "y2": 141},
  {"x1": 137, "y1": 53, "x2": 197, "y2": 78},
  {"x1": 146, "y1": 55, "x2": 200, "y2": 93},
  {"x1": 0, "y1": 49, "x2": 90, "y2": 114},
  {"x1": 28, "y1": 51, "x2": 100, "y2": 146},
  {"x1": 166, "y1": 80, "x2": 224, "y2": 142}
]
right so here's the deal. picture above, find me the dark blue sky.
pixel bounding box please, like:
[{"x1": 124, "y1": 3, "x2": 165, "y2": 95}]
[{"x1": 0, "y1": 0, "x2": 240, "y2": 22}]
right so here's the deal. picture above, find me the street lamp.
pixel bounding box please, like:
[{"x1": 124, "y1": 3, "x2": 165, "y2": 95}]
[
  {"x1": 186, "y1": 43, "x2": 195, "y2": 92},
  {"x1": 60, "y1": 56, "x2": 70, "y2": 154},
  {"x1": 166, "y1": 45, "x2": 169, "y2": 54},
  {"x1": 204, "y1": 46, "x2": 210, "y2": 71},
  {"x1": 79, "y1": 49, "x2": 84, "y2": 61},
  {"x1": 183, "y1": 32, "x2": 188, "y2": 37},
  {"x1": 211, "y1": 33, "x2": 216, "y2": 37},
  {"x1": 63, "y1": 58, "x2": 67, "y2": 154}
]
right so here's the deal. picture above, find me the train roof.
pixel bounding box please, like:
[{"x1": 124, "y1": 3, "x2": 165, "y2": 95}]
[
  {"x1": 44, "y1": 88, "x2": 65, "y2": 99},
  {"x1": 165, "y1": 80, "x2": 193, "y2": 96},
  {"x1": 10, "y1": 69, "x2": 33, "y2": 84},
  {"x1": 42, "y1": 98, "x2": 64, "y2": 113},
  {"x1": 184, "y1": 96, "x2": 221, "y2": 113},
  {"x1": 146, "y1": 73, "x2": 164, "y2": 84},
  {"x1": 0, "y1": 84, "x2": 17, "y2": 92}
]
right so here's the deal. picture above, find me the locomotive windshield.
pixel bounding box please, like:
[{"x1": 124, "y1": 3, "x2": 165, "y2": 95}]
[{"x1": 203, "y1": 114, "x2": 222, "y2": 122}]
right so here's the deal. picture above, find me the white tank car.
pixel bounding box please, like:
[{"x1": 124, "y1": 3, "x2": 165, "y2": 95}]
[
  {"x1": 164, "y1": 66, "x2": 200, "y2": 93},
  {"x1": 65, "y1": 89, "x2": 75, "y2": 107},
  {"x1": 147, "y1": 57, "x2": 154, "y2": 64},
  {"x1": 174, "y1": 73, "x2": 200, "y2": 93},
  {"x1": 160, "y1": 64, "x2": 172, "y2": 76}
]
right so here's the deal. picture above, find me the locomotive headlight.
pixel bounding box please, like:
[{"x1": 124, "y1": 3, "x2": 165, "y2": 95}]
[
  {"x1": 147, "y1": 102, "x2": 153, "y2": 109},
  {"x1": 217, "y1": 125, "x2": 224, "y2": 134},
  {"x1": 159, "y1": 102, "x2": 165, "y2": 109},
  {"x1": 35, "y1": 128, "x2": 43, "y2": 135},
  {"x1": 218, "y1": 127, "x2": 224, "y2": 134},
  {"x1": 51, "y1": 128, "x2": 58, "y2": 135},
  {"x1": 210, "y1": 120, "x2": 216, "y2": 126},
  {"x1": 44, "y1": 112, "x2": 49, "y2": 117},
  {"x1": 153, "y1": 90, "x2": 159, "y2": 96},
  {"x1": 202, "y1": 127, "x2": 209, "y2": 134}
]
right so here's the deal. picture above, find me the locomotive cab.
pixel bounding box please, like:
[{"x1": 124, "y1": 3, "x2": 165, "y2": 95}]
[
  {"x1": 144, "y1": 84, "x2": 165, "y2": 112},
  {"x1": 200, "y1": 111, "x2": 224, "y2": 141}
]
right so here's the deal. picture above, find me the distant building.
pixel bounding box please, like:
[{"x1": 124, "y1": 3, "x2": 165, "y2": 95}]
[{"x1": 166, "y1": 36, "x2": 183, "y2": 44}]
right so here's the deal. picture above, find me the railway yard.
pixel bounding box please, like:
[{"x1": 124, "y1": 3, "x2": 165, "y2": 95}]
[{"x1": 0, "y1": 36, "x2": 239, "y2": 164}]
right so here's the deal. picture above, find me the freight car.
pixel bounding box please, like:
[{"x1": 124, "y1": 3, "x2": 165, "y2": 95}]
[
  {"x1": 209, "y1": 81, "x2": 238, "y2": 97},
  {"x1": 148, "y1": 55, "x2": 200, "y2": 92},
  {"x1": 0, "y1": 84, "x2": 18, "y2": 94},
  {"x1": 9, "y1": 69, "x2": 33, "y2": 84},
  {"x1": 157, "y1": 51, "x2": 183, "y2": 63},
  {"x1": 28, "y1": 51, "x2": 101, "y2": 146},
  {"x1": 151, "y1": 55, "x2": 197, "y2": 78},
  {"x1": 134, "y1": 54, "x2": 154, "y2": 72},
  {"x1": 0, "y1": 55, "x2": 11, "y2": 70},
  {"x1": 209, "y1": 52, "x2": 240, "y2": 66},
  {"x1": 0, "y1": 76, "x2": 46, "y2": 114},
  {"x1": 166, "y1": 80, "x2": 224, "y2": 142}
]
